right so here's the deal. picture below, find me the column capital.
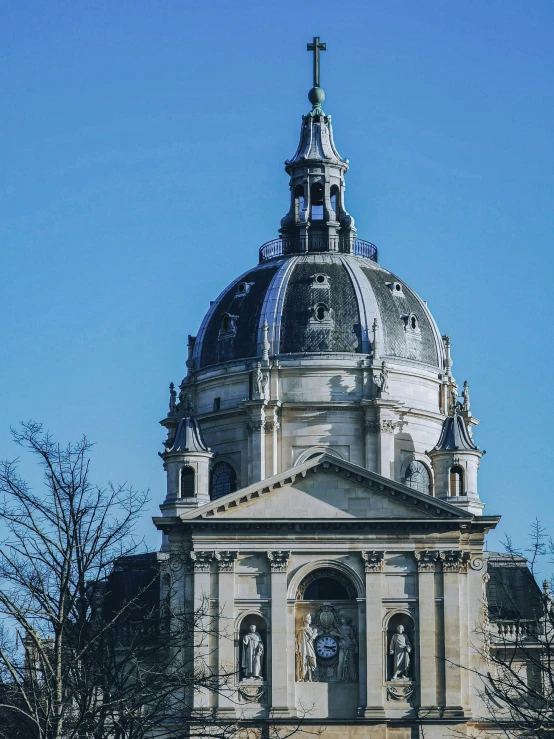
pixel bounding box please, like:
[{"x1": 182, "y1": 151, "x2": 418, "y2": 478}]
[
  {"x1": 267, "y1": 550, "x2": 291, "y2": 572},
  {"x1": 190, "y1": 550, "x2": 214, "y2": 572},
  {"x1": 440, "y1": 549, "x2": 471, "y2": 573},
  {"x1": 414, "y1": 549, "x2": 440, "y2": 572},
  {"x1": 214, "y1": 550, "x2": 239, "y2": 572},
  {"x1": 361, "y1": 550, "x2": 386, "y2": 573}
]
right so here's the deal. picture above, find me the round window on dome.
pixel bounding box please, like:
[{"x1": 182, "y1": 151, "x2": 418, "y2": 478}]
[
  {"x1": 237, "y1": 283, "x2": 245, "y2": 293},
  {"x1": 316, "y1": 275, "x2": 325, "y2": 284}
]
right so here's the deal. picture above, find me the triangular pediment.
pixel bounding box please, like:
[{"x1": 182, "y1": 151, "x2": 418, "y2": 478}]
[{"x1": 181, "y1": 454, "x2": 472, "y2": 521}]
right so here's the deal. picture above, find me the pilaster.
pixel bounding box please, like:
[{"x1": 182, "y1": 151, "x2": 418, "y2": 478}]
[
  {"x1": 440, "y1": 550, "x2": 471, "y2": 717},
  {"x1": 191, "y1": 551, "x2": 214, "y2": 711},
  {"x1": 214, "y1": 551, "x2": 239, "y2": 716},
  {"x1": 267, "y1": 551, "x2": 292, "y2": 716},
  {"x1": 362, "y1": 551, "x2": 386, "y2": 717},
  {"x1": 245, "y1": 401, "x2": 267, "y2": 483},
  {"x1": 415, "y1": 550, "x2": 440, "y2": 716}
]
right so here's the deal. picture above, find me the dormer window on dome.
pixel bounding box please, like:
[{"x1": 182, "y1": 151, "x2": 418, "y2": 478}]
[
  {"x1": 219, "y1": 313, "x2": 238, "y2": 338},
  {"x1": 402, "y1": 313, "x2": 420, "y2": 334},
  {"x1": 312, "y1": 273, "x2": 330, "y2": 287},
  {"x1": 387, "y1": 281, "x2": 404, "y2": 297},
  {"x1": 235, "y1": 282, "x2": 253, "y2": 297}
]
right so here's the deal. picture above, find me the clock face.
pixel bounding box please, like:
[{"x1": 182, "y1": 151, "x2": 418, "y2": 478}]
[{"x1": 315, "y1": 635, "x2": 338, "y2": 659}]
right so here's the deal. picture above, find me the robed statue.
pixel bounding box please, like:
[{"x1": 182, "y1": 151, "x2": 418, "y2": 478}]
[
  {"x1": 389, "y1": 624, "x2": 411, "y2": 679},
  {"x1": 330, "y1": 614, "x2": 358, "y2": 682},
  {"x1": 295, "y1": 613, "x2": 318, "y2": 682},
  {"x1": 242, "y1": 624, "x2": 264, "y2": 679}
]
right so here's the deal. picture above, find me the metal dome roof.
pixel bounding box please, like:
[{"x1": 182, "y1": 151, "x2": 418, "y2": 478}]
[{"x1": 191, "y1": 252, "x2": 445, "y2": 372}]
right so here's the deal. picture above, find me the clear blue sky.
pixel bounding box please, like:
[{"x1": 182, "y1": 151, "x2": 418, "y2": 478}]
[{"x1": 1, "y1": 1, "x2": 552, "y2": 555}]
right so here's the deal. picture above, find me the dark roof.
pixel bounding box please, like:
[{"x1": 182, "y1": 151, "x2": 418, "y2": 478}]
[
  {"x1": 486, "y1": 553, "x2": 543, "y2": 621},
  {"x1": 103, "y1": 552, "x2": 162, "y2": 623},
  {"x1": 192, "y1": 254, "x2": 443, "y2": 371},
  {"x1": 433, "y1": 412, "x2": 478, "y2": 451},
  {"x1": 164, "y1": 414, "x2": 208, "y2": 453}
]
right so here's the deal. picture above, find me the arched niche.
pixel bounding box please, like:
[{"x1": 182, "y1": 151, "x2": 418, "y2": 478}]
[
  {"x1": 385, "y1": 611, "x2": 416, "y2": 685},
  {"x1": 294, "y1": 566, "x2": 360, "y2": 687},
  {"x1": 236, "y1": 612, "x2": 268, "y2": 684}
]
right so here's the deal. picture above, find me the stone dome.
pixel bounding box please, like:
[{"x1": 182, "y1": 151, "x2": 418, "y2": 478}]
[{"x1": 192, "y1": 252, "x2": 444, "y2": 372}]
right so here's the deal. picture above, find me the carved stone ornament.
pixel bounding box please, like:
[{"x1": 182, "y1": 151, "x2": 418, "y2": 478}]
[
  {"x1": 214, "y1": 551, "x2": 239, "y2": 572},
  {"x1": 238, "y1": 682, "x2": 266, "y2": 703},
  {"x1": 381, "y1": 420, "x2": 398, "y2": 434},
  {"x1": 440, "y1": 550, "x2": 471, "y2": 573},
  {"x1": 190, "y1": 551, "x2": 213, "y2": 572},
  {"x1": 362, "y1": 550, "x2": 386, "y2": 573},
  {"x1": 387, "y1": 681, "x2": 414, "y2": 702},
  {"x1": 267, "y1": 551, "x2": 291, "y2": 572},
  {"x1": 414, "y1": 550, "x2": 439, "y2": 572},
  {"x1": 470, "y1": 556, "x2": 484, "y2": 571}
]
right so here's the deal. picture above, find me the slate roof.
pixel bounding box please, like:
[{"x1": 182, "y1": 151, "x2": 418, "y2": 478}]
[
  {"x1": 486, "y1": 553, "x2": 543, "y2": 621},
  {"x1": 192, "y1": 254, "x2": 444, "y2": 371},
  {"x1": 433, "y1": 412, "x2": 478, "y2": 452}
]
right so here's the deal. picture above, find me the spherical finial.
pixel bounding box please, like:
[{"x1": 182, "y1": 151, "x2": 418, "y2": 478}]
[{"x1": 308, "y1": 86, "x2": 326, "y2": 107}]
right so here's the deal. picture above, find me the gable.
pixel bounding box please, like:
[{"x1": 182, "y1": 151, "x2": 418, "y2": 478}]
[
  {"x1": 212, "y1": 473, "x2": 436, "y2": 519},
  {"x1": 184, "y1": 454, "x2": 469, "y2": 521}
]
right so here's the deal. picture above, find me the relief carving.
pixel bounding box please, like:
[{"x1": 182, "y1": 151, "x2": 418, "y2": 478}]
[
  {"x1": 414, "y1": 550, "x2": 439, "y2": 572},
  {"x1": 362, "y1": 550, "x2": 386, "y2": 573},
  {"x1": 267, "y1": 550, "x2": 290, "y2": 572},
  {"x1": 440, "y1": 550, "x2": 471, "y2": 573},
  {"x1": 214, "y1": 550, "x2": 239, "y2": 572},
  {"x1": 190, "y1": 551, "x2": 213, "y2": 572}
]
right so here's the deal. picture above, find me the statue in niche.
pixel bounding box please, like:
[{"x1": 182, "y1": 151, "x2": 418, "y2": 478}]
[
  {"x1": 295, "y1": 614, "x2": 319, "y2": 682},
  {"x1": 330, "y1": 614, "x2": 358, "y2": 682},
  {"x1": 389, "y1": 624, "x2": 412, "y2": 680},
  {"x1": 241, "y1": 624, "x2": 264, "y2": 680}
]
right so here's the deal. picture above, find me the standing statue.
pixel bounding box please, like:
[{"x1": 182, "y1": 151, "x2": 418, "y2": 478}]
[
  {"x1": 295, "y1": 614, "x2": 319, "y2": 682},
  {"x1": 169, "y1": 382, "x2": 177, "y2": 413},
  {"x1": 253, "y1": 363, "x2": 264, "y2": 398},
  {"x1": 259, "y1": 369, "x2": 269, "y2": 399},
  {"x1": 330, "y1": 614, "x2": 358, "y2": 682},
  {"x1": 373, "y1": 361, "x2": 389, "y2": 396},
  {"x1": 242, "y1": 624, "x2": 264, "y2": 679},
  {"x1": 389, "y1": 624, "x2": 412, "y2": 679},
  {"x1": 450, "y1": 384, "x2": 459, "y2": 414},
  {"x1": 462, "y1": 380, "x2": 470, "y2": 413}
]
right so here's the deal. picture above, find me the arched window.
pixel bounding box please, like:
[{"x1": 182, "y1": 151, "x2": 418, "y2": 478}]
[
  {"x1": 296, "y1": 568, "x2": 357, "y2": 600},
  {"x1": 330, "y1": 185, "x2": 339, "y2": 219},
  {"x1": 211, "y1": 462, "x2": 237, "y2": 500},
  {"x1": 294, "y1": 185, "x2": 305, "y2": 222},
  {"x1": 303, "y1": 577, "x2": 350, "y2": 600},
  {"x1": 310, "y1": 182, "x2": 324, "y2": 221},
  {"x1": 449, "y1": 465, "x2": 464, "y2": 496},
  {"x1": 404, "y1": 461, "x2": 431, "y2": 495},
  {"x1": 180, "y1": 467, "x2": 195, "y2": 497}
]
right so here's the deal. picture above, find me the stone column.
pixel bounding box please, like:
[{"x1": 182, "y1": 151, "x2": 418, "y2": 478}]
[
  {"x1": 362, "y1": 551, "x2": 386, "y2": 717},
  {"x1": 440, "y1": 550, "x2": 470, "y2": 717},
  {"x1": 190, "y1": 551, "x2": 214, "y2": 711},
  {"x1": 415, "y1": 550, "x2": 440, "y2": 716},
  {"x1": 267, "y1": 550, "x2": 291, "y2": 716},
  {"x1": 214, "y1": 550, "x2": 239, "y2": 716}
]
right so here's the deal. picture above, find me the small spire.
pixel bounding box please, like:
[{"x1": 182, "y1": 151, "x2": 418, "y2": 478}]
[{"x1": 306, "y1": 36, "x2": 327, "y2": 116}]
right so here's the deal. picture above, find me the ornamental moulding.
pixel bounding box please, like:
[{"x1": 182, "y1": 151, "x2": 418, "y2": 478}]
[
  {"x1": 361, "y1": 550, "x2": 386, "y2": 572},
  {"x1": 414, "y1": 550, "x2": 439, "y2": 572},
  {"x1": 190, "y1": 550, "x2": 214, "y2": 572},
  {"x1": 267, "y1": 550, "x2": 291, "y2": 572},
  {"x1": 440, "y1": 550, "x2": 471, "y2": 573},
  {"x1": 214, "y1": 550, "x2": 239, "y2": 572}
]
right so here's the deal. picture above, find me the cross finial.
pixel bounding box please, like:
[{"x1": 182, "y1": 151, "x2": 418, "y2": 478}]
[{"x1": 307, "y1": 36, "x2": 326, "y2": 89}]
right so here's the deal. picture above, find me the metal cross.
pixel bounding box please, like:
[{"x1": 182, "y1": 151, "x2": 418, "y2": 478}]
[{"x1": 307, "y1": 36, "x2": 326, "y2": 88}]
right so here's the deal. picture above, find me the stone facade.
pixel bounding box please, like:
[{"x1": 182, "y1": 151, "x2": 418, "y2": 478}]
[{"x1": 152, "y1": 46, "x2": 506, "y2": 737}]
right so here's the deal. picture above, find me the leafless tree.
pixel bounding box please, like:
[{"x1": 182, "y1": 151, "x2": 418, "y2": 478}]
[
  {"x1": 0, "y1": 423, "x2": 315, "y2": 739},
  {"x1": 470, "y1": 521, "x2": 554, "y2": 739}
]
